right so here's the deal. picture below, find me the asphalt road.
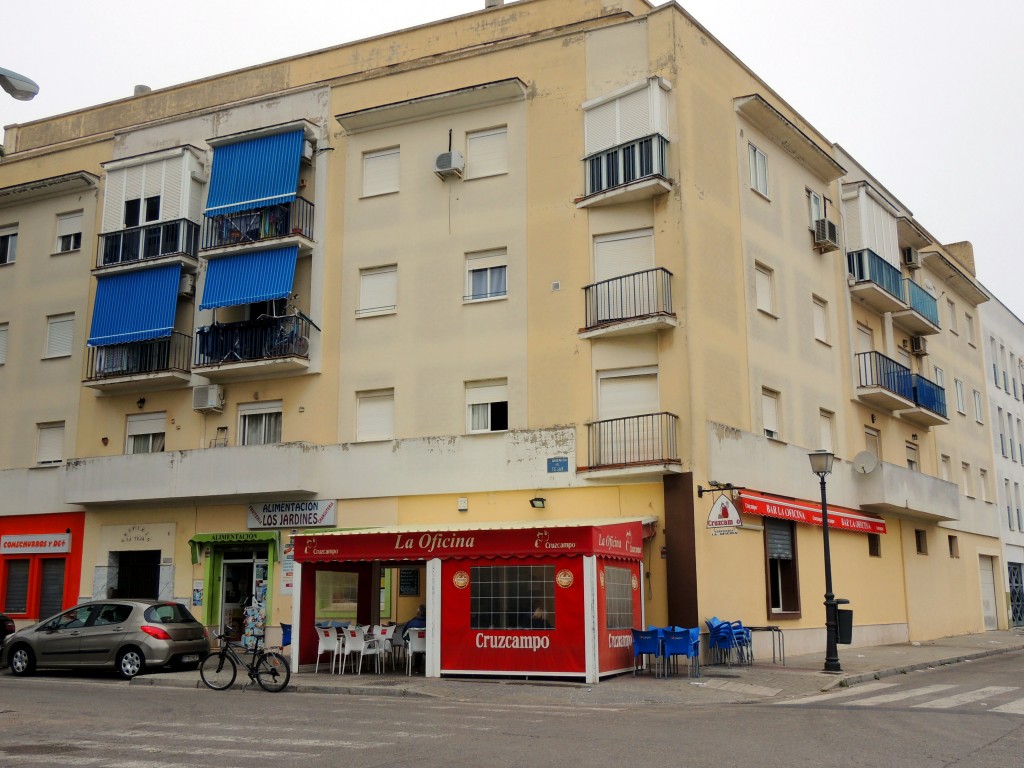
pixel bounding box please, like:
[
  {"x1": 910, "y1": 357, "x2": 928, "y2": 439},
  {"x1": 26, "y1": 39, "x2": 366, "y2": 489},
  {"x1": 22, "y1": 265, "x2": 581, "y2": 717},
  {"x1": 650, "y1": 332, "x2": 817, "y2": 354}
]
[{"x1": 2, "y1": 654, "x2": 1024, "y2": 767}]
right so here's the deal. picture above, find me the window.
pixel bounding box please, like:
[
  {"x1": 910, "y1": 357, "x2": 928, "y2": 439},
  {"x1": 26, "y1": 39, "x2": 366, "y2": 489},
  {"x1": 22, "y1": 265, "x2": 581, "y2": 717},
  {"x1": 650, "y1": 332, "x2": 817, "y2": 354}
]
[
  {"x1": 0, "y1": 322, "x2": 7, "y2": 364},
  {"x1": 933, "y1": 365, "x2": 944, "y2": 388},
  {"x1": 470, "y1": 564, "x2": 554, "y2": 630},
  {"x1": 123, "y1": 196, "x2": 161, "y2": 228},
  {"x1": 807, "y1": 190, "x2": 823, "y2": 227},
  {"x1": 818, "y1": 410, "x2": 834, "y2": 453},
  {"x1": 36, "y1": 422, "x2": 65, "y2": 465},
  {"x1": 755, "y1": 263, "x2": 774, "y2": 314},
  {"x1": 239, "y1": 401, "x2": 282, "y2": 446},
  {"x1": 762, "y1": 389, "x2": 780, "y2": 439},
  {"x1": 954, "y1": 379, "x2": 965, "y2": 414},
  {"x1": 915, "y1": 529, "x2": 928, "y2": 555},
  {"x1": 1002, "y1": 345, "x2": 1009, "y2": 390},
  {"x1": 55, "y1": 211, "x2": 83, "y2": 252},
  {"x1": 604, "y1": 566, "x2": 634, "y2": 630},
  {"x1": 466, "y1": 126, "x2": 508, "y2": 178},
  {"x1": 948, "y1": 535, "x2": 960, "y2": 559},
  {"x1": 356, "y1": 390, "x2": 395, "y2": 442},
  {"x1": 1016, "y1": 483, "x2": 1023, "y2": 531},
  {"x1": 974, "y1": 390, "x2": 984, "y2": 423},
  {"x1": 812, "y1": 297, "x2": 828, "y2": 343},
  {"x1": 998, "y1": 407, "x2": 1006, "y2": 455},
  {"x1": 765, "y1": 519, "x2": 799, "y2": 614},
  {"x1": 941, "y1": 454, "x2": 952, "y2": 482},
  {"x1": 867, "y1": 534, "x2": 881, "y2": 558},
  {"x1": 865, "y1": 427, "x2": 881, "y2": 459},
  {"x1": 979, "y1": 468, "x2": 989, "y2": 503},
  {"x1": 1012, "y1": 353, "x2": 1019, "y2": 398},
  {"x1": 1018, "y1": 418, "x2": 1024, "y2": 462},
  {"x1": 965, "y1": 313, "x2": 975, "y2": 345},
  {"x1": 1011, "y1": 413, "x2": 1018, "y2": 462},
  {"x1": 906, "y1": 443, "x2": 919, "y2": 472},
  {"x1": 946, "y1": 299, "x2": 957, "y2": 334},
  {"x1": 961, "y1": 462, "x2": 973, "y2": 497},
  {"x1": 466, "y1": 379, "x2": 509, "y2": 433},
  {"x1": 126, "y1": 412, "x2": 166, "y2": 454},
  {"x1": 45, "y1": 313, "x2": 74, "y2": 358},
  {"x1": 362, "y1": 147, "x2": 400, "y2": 197},
  {"x1": 465, "y1": 250, "x2": 507, "y2": 301},
  {"x1": 1007, "y1": 479, "x2": 1015, "y2": 530},
  {"x1": 357, "y1": 265, "x2": 397, "y2": 316},
  {"x1": 748, "y1": 143, "x2": 768, "y2": 196},
  {"x1": 0, "y1": 225, "x2": 16, "y2": 264}
]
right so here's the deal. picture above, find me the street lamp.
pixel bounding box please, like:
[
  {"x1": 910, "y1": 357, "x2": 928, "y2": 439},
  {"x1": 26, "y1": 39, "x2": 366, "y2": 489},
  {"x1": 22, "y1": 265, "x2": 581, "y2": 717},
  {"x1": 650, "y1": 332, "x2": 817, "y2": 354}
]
[
  {"x1": 0, "y1": 67, "x2": 39, "y2": 101},
  {"x1": 809, "y1": 449, "x2": 841, "y2": 673}
]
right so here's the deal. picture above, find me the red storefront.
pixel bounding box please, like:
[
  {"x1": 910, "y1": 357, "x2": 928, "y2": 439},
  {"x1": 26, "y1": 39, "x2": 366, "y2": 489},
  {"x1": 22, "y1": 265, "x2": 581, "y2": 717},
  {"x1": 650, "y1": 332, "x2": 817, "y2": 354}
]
[
  {"x1": 293, "y1": 518, "x2": 655, "y2": 683},
  {"x1": 0, "y1": 512, "x2": 85, "y2": 622},
  {"x1": 738, "y1": 490, "x2": 887, "y2": 534}
]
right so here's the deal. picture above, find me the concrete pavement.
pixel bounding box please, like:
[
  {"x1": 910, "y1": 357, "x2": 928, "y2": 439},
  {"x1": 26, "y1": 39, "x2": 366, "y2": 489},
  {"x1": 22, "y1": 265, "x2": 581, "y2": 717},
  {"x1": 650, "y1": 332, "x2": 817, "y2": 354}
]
[{"x1": 131, "y1": 628, "x2": 1024, "y2": 706}]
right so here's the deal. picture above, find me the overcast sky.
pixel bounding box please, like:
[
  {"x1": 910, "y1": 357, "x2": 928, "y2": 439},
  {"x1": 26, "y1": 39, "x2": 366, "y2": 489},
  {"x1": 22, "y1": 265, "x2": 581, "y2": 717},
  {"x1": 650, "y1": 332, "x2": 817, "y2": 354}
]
[{"x1": 4, "y1": 0, "x2": 1022, "y2": 318}]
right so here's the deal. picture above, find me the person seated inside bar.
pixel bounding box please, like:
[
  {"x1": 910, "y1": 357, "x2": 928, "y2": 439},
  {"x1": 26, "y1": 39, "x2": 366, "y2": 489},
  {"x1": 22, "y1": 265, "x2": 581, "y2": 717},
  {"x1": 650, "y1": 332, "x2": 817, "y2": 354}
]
[
  {"x1": 529, "y1": 603, "x2": 552, "y2": 629},
  {"x1": 405, "y1": 604, "x2": 426, "y2": 630}
]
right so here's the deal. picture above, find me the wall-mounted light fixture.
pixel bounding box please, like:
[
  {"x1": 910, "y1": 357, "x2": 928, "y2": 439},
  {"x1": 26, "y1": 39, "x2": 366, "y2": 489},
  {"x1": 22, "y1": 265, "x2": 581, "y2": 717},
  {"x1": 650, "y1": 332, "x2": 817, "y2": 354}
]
[
  {"x1": 136, "y1": 397, "x2": 146, "y2": 410},
  {"x1": 101, "y1": 437, "x2": 108, "y2": 446},
  {"x1": 529, "y1": 497, "x2": 546, "y2": 509}
]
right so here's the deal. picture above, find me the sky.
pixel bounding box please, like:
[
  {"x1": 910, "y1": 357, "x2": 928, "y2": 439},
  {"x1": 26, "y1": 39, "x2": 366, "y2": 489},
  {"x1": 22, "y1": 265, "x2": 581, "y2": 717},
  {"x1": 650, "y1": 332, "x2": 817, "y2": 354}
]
[{"x1": 3, "y1": 0, "x2": 1022, "y2": 318}]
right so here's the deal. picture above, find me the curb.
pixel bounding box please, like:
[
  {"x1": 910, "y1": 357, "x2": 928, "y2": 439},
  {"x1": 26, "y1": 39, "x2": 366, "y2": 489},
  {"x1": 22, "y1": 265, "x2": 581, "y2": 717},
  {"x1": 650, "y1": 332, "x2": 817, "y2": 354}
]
[{"x1": 823, "y1": 644, "x2": 1024, "y2": 692}]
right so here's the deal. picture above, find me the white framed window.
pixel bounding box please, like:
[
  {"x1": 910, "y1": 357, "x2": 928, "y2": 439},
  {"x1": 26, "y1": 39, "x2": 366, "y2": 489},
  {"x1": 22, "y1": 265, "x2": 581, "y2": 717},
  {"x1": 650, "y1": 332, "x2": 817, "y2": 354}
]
[
  {"x1": 946, "y1": 299, "x2": 958, "y2": 334},
  {"x1": 818, "y1": 410, "x2": 834, "y2": 453},
  {"x1": 238, "y1": 400, "x2": 282, "y2": 446},
  {"x1": 1006, "y1": 479, "x2": 1013, "y2": 529},
  {"x1": 906, "y1": 443, "x2": 919, "y2": 472},
  {"x1": 755, "y1": 263, "x2": 774, "y2": 315},
  {"x1": 965, "y1": 313, "x2": 975, "y2": 345},
  {"x1": 940, "y1": 454, "x2": 952, "y2": 482},
  {"x1": 126, "y1": 412, "x2": 166, "y2": 454},
  {"x1": 1016, "y1": 483, "x2": 1023, "y2": 531},
  {"x1": 358, "y1": 265, "x2": 397, "y2": 316},
  {"x1": 356, "y1": 389, "x2": 395, "y2": 442},
  {"x1": 36, "y1": 422, "x2": 65, "y2": 465},
  {"x1": 748, "y1": 143, "x2": 768, "y2": 197},
  {"x1": 961, "y1": 462, "x2": 972, "y2": 497},
  {"x1": 0, "y1": 225, "x2": 17, "y2": 264},
  {"x1": 55, "y1": 211, "x2": 83, "y2": 253},
  {"x1": 45, "y1": 313, "x2": 74, "y2": 358},
  {"x1": 1011, "y1": 413, "x2": 1018, "y2": 462},
  {"x1": 0, "y1": 322, "x2": 7, "y2": 364},
  {"x1": 762, "y1": 388, "x2": 780, "y2": 440},
  {"x1": 1018, "y1": 418, "x2": 1024, "y2": 463},
  {"x1": 933, "y1": 365, "x2": 944, "y2": 388},
  {"x1": 807, "y1": 190, "x2": 823, "y2": 227},
  {"x1": 979, "y1": 468, "x2": 989, "y2": 503},
  {"x1": 465, "y1": 250, "x2": 508, "y2": 302},
  {"x1": 998, "y1": 408, "x2": 1007, "y2": 455},
  {"x1": 812, "y1": 296, "x2": 828, "y2": 342},
  {"x1": 865, "y1": 427, "x2": 881, "y2": 459},
  {"x1": 466, "y1": 126, "x2": 508, "y2": 179},
  {"x1": 973, "y1": 390, "x2": 984, "y2": 423},
  {"x1": 954, "y1": 379, "x2": 965, "y2": 414},
  {"x1": 466, "y1": 379, "x2": 508, "y2": 434},
  {"x1": 362, "y1": 147, "x2": 400, "y2": 197}
]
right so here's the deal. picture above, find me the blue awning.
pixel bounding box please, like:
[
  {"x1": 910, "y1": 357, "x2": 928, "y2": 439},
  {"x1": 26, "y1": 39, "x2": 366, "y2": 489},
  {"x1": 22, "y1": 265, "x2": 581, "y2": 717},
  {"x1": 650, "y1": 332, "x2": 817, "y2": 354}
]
[
  {"x1": 199, "y1": 246, "x2": 298, "y2": 310},
  {"x1": 204, "y1": 130, "x2": 305, "y2": 216},
  {"x1": 88, "y1": 264, "x2": 182, "y2": 347}
]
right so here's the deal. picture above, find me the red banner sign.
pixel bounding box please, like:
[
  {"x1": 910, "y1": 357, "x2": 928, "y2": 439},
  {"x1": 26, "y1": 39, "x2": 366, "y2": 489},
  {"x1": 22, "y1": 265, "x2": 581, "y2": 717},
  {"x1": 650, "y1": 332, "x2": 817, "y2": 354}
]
[{"x1": 739, "y1": 490, "x2": 887, "y2": 534}]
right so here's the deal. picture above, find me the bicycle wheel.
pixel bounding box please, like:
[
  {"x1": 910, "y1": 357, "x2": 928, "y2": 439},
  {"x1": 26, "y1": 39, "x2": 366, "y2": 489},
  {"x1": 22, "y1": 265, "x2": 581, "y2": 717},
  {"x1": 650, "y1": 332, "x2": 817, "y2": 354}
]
[
  {"x1": 199, "y1": 651, "x2": 237, "y2": 690},
  {"x1": 255, "y1": 651, "x2": 291, "y2": 692}
]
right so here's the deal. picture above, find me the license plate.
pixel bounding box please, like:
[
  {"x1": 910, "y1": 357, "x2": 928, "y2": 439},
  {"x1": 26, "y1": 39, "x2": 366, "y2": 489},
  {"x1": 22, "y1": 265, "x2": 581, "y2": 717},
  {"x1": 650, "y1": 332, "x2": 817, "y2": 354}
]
[{"x1": 181, "y1": 654, "x2": 199, "y2": 663}]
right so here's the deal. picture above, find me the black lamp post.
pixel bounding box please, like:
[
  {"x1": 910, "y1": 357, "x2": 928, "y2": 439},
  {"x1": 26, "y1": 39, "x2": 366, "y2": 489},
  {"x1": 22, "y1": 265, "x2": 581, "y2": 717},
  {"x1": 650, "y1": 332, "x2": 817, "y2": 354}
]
[{"x1": 809, "y1": 449, "x2": 841, "y2": 673}]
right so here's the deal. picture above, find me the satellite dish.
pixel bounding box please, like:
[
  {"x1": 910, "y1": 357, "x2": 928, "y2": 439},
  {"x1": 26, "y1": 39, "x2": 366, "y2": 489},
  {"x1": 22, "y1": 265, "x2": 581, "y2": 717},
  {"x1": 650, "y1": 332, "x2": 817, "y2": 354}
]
[{"x1": 853, "y1": 451, "x2": 879, "y2": 474}]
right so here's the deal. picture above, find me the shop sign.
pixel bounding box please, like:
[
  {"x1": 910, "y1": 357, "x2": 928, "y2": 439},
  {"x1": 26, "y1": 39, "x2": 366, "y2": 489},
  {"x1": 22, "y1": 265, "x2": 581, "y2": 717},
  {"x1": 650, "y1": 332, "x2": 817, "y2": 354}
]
[
  {"x1": 707, "y1": 494, "x2": 742, "y2": 536},
  {"x1": 247, "y1": 499, "x2": 337, "y2": 530},
  {"x1": 1, "y1": 533, "x2": 71, "y2": 554},
  {"x1": 739, "y1": 490, "x2": 887, "y2": 534}
]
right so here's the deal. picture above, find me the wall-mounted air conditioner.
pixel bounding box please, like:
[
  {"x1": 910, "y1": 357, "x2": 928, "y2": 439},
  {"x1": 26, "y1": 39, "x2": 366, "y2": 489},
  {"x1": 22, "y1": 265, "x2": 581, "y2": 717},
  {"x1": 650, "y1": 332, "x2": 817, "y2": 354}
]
[
  {"x1": 813, "y1": 218, "x2": 839, "y2": 252},
  {"x1": 902, "y1": 247, "x2": 920, "y2": 269},
  {"x1": 192, "y1": 384, "x2": 224, "y2": 412},
  {"x1": 178, "y1": 273, "x2": 196, "y2": 298},
  {"x1": 434, "y1": 150, "x2": 465, "y2": 180},
  {"x1": 910, "y1": 336, "x2": 928, "y2": 356}
]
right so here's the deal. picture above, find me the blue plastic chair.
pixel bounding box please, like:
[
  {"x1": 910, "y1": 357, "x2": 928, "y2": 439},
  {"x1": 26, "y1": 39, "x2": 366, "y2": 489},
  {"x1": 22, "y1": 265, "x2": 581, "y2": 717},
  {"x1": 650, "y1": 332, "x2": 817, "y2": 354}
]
[
  {"x1": 631, "y1": 629, "x2": 663, "y2": 677},
  {"x1": 662, "y1": 629, "x2": 699, "y2": 678}
]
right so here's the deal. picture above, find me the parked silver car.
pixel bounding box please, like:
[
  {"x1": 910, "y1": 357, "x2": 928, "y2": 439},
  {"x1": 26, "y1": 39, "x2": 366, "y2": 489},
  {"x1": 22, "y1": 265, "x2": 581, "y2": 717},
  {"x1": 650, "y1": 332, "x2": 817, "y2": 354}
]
[{"x1": 1, "y1": 600, "x2": 209, "y2": 679}]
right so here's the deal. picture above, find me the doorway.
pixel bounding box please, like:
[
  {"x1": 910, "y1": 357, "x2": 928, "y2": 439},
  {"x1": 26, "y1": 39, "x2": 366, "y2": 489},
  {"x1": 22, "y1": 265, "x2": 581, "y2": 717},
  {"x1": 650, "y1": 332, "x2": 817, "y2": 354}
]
[
  {"x1": 979, "y1": 555, "x2": 998, "y2": 630},
  {"x1": 116, "y1": 550, "x2": 160, "y2": 599},
  {"x1": 219, "y1": 549, "x2": 268, "y2": 640}
]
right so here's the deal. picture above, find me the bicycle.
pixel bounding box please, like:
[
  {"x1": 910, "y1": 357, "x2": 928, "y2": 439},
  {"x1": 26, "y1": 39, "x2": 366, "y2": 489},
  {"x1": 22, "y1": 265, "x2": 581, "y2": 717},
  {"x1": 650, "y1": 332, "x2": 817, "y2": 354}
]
[
  {"x1": 199, "y1": 629, "x2": 291, "y2": 692},
  {"x1": 258, "y1": 296, "x2": 311, "y2": 358}
]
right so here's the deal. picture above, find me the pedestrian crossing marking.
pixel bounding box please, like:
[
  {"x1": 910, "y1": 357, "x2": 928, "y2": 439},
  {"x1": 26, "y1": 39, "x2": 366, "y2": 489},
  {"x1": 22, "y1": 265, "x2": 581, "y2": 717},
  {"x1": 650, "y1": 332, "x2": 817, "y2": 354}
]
[
  {"x1": 991, "y1": 698, "x2": 1024, "y2": 714},
  {"x1": 911, "y1": 686, "x2": 1018, "y2": 709},
  {"x1": 776, "y1": 682, "x2": 896, "y2": 705},
  {"x1": 848, "y1": 684, "x2": 957, "y2": 706}
]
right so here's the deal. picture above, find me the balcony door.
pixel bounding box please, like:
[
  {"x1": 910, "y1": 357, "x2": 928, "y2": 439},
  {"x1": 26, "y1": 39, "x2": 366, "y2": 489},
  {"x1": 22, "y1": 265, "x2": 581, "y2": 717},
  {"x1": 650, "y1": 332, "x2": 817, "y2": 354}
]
[
  {"x1": 593, "y1": 229, "x2": 653, "y2": 324},
  {"x1": 596, "y1": 368, "x2": 659, "y2": 465}
]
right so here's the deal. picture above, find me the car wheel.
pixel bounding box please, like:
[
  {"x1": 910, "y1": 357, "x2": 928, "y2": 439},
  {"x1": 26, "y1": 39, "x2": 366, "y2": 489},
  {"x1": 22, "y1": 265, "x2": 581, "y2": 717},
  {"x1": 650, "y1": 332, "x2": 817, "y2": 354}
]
[
  {"x1": 9, "y1": 644, "x2": 36, "y2": 676},
  {"x1": 116, "y1": 647, "x2": 144, "y2": 679}
]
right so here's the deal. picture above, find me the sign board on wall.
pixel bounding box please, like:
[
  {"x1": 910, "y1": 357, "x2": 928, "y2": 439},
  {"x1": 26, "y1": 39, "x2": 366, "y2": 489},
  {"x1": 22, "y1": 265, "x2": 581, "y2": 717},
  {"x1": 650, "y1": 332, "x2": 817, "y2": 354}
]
[
  {"x1": 280, "y1": 541, "x2": 295, "y2": 596},
  {"x1": 399, "y1": 568, "x2": 420, "y2": 597},
  {"x1": 247, "y1": 500, "x2": 337, "y2": 530},
  {"x1": 706, "y1": 494, "x2": 741, "y2": 536},
  {"x1": 1, "y1": 534, "x2": 71, "y2": 554}
]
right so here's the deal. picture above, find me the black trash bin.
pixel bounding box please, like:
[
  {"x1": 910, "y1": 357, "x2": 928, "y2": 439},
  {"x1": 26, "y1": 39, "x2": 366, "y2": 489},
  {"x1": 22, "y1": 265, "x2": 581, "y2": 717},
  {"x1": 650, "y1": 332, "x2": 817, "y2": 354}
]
[{"x1": 837, "y1": 608, "x2": 853, "y2": 645}]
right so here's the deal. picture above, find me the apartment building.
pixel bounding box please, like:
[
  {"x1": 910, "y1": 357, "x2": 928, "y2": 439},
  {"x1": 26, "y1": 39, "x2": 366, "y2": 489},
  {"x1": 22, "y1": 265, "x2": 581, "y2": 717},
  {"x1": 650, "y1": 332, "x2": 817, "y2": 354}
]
[{"x1": 0, "y1": 0, "x2": 1008, "y2": 679}]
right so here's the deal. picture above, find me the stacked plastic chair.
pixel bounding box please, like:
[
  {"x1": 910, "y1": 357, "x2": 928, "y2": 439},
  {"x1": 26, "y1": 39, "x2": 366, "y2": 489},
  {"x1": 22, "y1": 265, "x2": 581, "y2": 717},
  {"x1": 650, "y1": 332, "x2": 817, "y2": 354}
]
[{"x1": 705, "y1": 617, "x2": 753, "y2": 667}]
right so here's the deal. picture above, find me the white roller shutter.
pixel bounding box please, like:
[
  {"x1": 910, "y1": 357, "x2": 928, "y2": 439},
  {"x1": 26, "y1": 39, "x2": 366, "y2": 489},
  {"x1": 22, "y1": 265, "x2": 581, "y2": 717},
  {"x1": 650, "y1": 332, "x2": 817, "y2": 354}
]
[
  {"x1": 359, "y1": 266, "x2": 397, "y2": 313},
  {"x1": 36, "y1": 423, "x2": 65, "y2": 465},
  {"x1": 46, "y1": 314, "x2": 74, "y2": 358},
  {"x1": 585, "y1": 100, "x2": 617, "y2": 155},
  {"x1": 598, "y1": 371, "x2": 658, "y2": 420},
  {"x1": 0, "y1": 324, "x2": 7, "y2": 364},
  {"x1": 466, "y1": 380, "x2": 507, "y2": 406},
  {"x1": 103, "y1": 168, "x2": 126, "y2": 232},
  {"x1": 162, "y1": 156, "x2": 184, "y2": 220},
  {"x1": 618, "y1": 87, "x2": 652, "y2": 144},
  {"x1": 363, "y1": 148, "x2": 400, "y2": 197},
  {"x1": 594, "y1": 229, "x2": 653, "y2": 282},
  {"x1": 467, "y1": 127, "x2": 507, "y2": 178},
  {"x1": 357, "y1": 391, "x2": 395, "y2": 441}
]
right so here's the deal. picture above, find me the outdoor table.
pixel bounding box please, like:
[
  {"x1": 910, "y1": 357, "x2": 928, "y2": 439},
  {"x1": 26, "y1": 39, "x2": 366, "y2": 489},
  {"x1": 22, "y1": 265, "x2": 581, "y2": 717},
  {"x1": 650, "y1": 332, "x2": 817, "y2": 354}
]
[{"x1": 746, "y1": 625, "x2": 785, "y2": 665}]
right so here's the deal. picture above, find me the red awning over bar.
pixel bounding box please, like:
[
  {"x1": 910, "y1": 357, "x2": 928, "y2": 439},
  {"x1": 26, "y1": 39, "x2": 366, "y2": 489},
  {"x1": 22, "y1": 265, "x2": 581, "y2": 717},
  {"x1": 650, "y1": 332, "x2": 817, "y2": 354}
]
[{"x1": 739, "y1": 490, "x2": 887, "y2": 535}]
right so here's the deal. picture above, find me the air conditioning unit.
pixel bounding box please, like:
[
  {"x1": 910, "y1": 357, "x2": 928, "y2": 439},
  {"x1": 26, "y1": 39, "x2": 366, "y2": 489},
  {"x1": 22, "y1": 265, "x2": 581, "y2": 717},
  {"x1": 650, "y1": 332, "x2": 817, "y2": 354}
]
[
  {"x1": 434, "y1": 150, "x2": 465, "y2": 179},
  {"x1": 192, "y1": 384, "x2": 224, "y2": 412},
  {"x1": 178, "y1": 273, "x2": 196, "y2": 298},
  {"x1": 910, "y1": 336, "x2": 928, "y2": 356},
  {"x1": 902, "y1": 247, "x2": 921, "y2": 269},
  {"x1": 302, "y1": 140, "x2": 314, "y2": 162},
  {"x1": 813, "y1": 218, "x2": 839, "y2": 252}
]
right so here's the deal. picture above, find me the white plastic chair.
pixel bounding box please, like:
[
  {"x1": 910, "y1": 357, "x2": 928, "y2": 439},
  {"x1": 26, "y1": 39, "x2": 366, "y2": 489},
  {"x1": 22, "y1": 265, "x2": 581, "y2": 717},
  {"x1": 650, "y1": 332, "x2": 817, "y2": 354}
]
[
  {"x1": 406, "y1": 627, "x2": 427, "y2": 676},
  {"x1": 340, "y1": 625, "x2": 385, "y2": 675},
  {"x1": 313, "y1": 626, "x2": 340, "y2": 673},
  {"x1": 390, "y1": 623, "x2": 407, "y2": 668},
  {"x1": 376, "y1": 625, "x2": 397, "y2": 669}
]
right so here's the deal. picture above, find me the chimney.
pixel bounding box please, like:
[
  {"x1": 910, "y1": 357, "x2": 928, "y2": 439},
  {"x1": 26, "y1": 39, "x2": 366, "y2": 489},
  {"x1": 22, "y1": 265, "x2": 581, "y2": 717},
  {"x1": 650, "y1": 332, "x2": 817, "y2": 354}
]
[{"x1": 133, "y1": 85, "x2": 152, "y2": 96}]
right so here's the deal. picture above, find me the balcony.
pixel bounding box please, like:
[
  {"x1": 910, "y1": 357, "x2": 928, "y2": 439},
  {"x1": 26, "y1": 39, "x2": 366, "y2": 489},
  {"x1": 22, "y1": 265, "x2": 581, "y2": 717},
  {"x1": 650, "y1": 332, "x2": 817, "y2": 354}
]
[
  {"x1": 193, "y1": 315, "x2": 312, "y2": 380},
  {"x1": 83, "y1": 332, "x2": 193, "y2": 392},
  {"x1": 892, "y1": 277, "x2": 940, "y2": 335},
  {"x1": 580, "y1": 268, "x2": 678, "y2": 338},
  {"x1": 581, "y1": 412, "x2": 681, "y2": 478},
  {"x1": 847, "y1": 249, "x2": 906, "y2": 314},
  {"x1": 855, "y1": 351, "x2": 913, "y2": 411},
  {"x1": 897, "y1": 374, "x2": 949, "y2": 427},
  {"x1": 201, "y1": 198, "x2": 313, "y2": 253},
  {"x1": 97, "y1": 219, "x2": 200, "y2": 272},
  {"x1": 577, "y1": 134, "x2": 671, "y2": 208},
  {"x1": 853, "y1": 460, "x2": 960, "y2": 523}
]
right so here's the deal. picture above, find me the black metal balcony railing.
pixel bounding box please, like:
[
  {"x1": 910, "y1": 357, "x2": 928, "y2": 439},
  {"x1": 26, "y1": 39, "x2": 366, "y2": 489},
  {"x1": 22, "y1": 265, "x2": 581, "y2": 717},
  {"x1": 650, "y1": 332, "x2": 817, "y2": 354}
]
[
  {"x1": 83, "y1": 332, "x2": 193, "y2": 380},
  {"x1": 585, "y1": 134, "x2": 669, "y2": 196},
  {"x1": 201, "y1": 197, "x2": 314, "y2": 251},
  {"x1": 584, "y1": 268, "x2": 673, "y2": 329},
  {"x1": 194, "y1": 315, "x2": 312, "y2": 367},
  {"x1": 911, "y1": 374, "x2": 947, "y2": 418},
  {"x1": 587, "y1": 412, "x2": 679, "y2": 468},
  {"x1": 99, "y1": 219, "x2": 200, "y2": 267},
  {"x1": 856, "y1": 351, "x2": 913, "y2": 401},
  {"x1": 847, "y1": 249, "x2": 905, "y2": 302}
]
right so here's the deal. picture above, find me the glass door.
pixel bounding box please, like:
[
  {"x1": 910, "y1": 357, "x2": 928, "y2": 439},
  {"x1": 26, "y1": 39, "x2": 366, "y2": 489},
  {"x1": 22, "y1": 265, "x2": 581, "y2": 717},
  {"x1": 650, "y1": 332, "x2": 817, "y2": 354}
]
[{"x1": 219, "y1": 549, "x2": 268, "y2": 640}]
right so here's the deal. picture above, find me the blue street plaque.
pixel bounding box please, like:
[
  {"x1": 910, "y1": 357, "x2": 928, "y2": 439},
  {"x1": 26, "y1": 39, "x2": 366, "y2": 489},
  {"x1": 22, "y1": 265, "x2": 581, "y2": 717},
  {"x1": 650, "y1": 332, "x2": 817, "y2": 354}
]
[{"x1": 547, "y1": 457, "x2": 569, "y2": 473}]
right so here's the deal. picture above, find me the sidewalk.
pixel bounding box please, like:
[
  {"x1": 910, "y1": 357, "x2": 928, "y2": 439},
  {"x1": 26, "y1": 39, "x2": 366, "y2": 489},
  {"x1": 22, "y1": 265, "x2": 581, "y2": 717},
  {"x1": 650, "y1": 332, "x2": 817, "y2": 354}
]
[{"x1": 131, "y1": 629, "x2": 1024, "y2": 707}]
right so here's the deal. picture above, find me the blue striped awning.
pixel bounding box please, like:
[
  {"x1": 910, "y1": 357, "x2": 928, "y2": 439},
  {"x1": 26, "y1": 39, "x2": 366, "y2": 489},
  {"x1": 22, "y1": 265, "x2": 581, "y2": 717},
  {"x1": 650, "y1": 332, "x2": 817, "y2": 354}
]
[
  {"x1": 87, "y1": 264, "x2": 182, "y2": 347},
  {"x1": 204, "y1": 130, "x2": 305, "y2": 216},
  {"x1": 199, "y1": 246, "x2": 298, "y2": 310}
]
